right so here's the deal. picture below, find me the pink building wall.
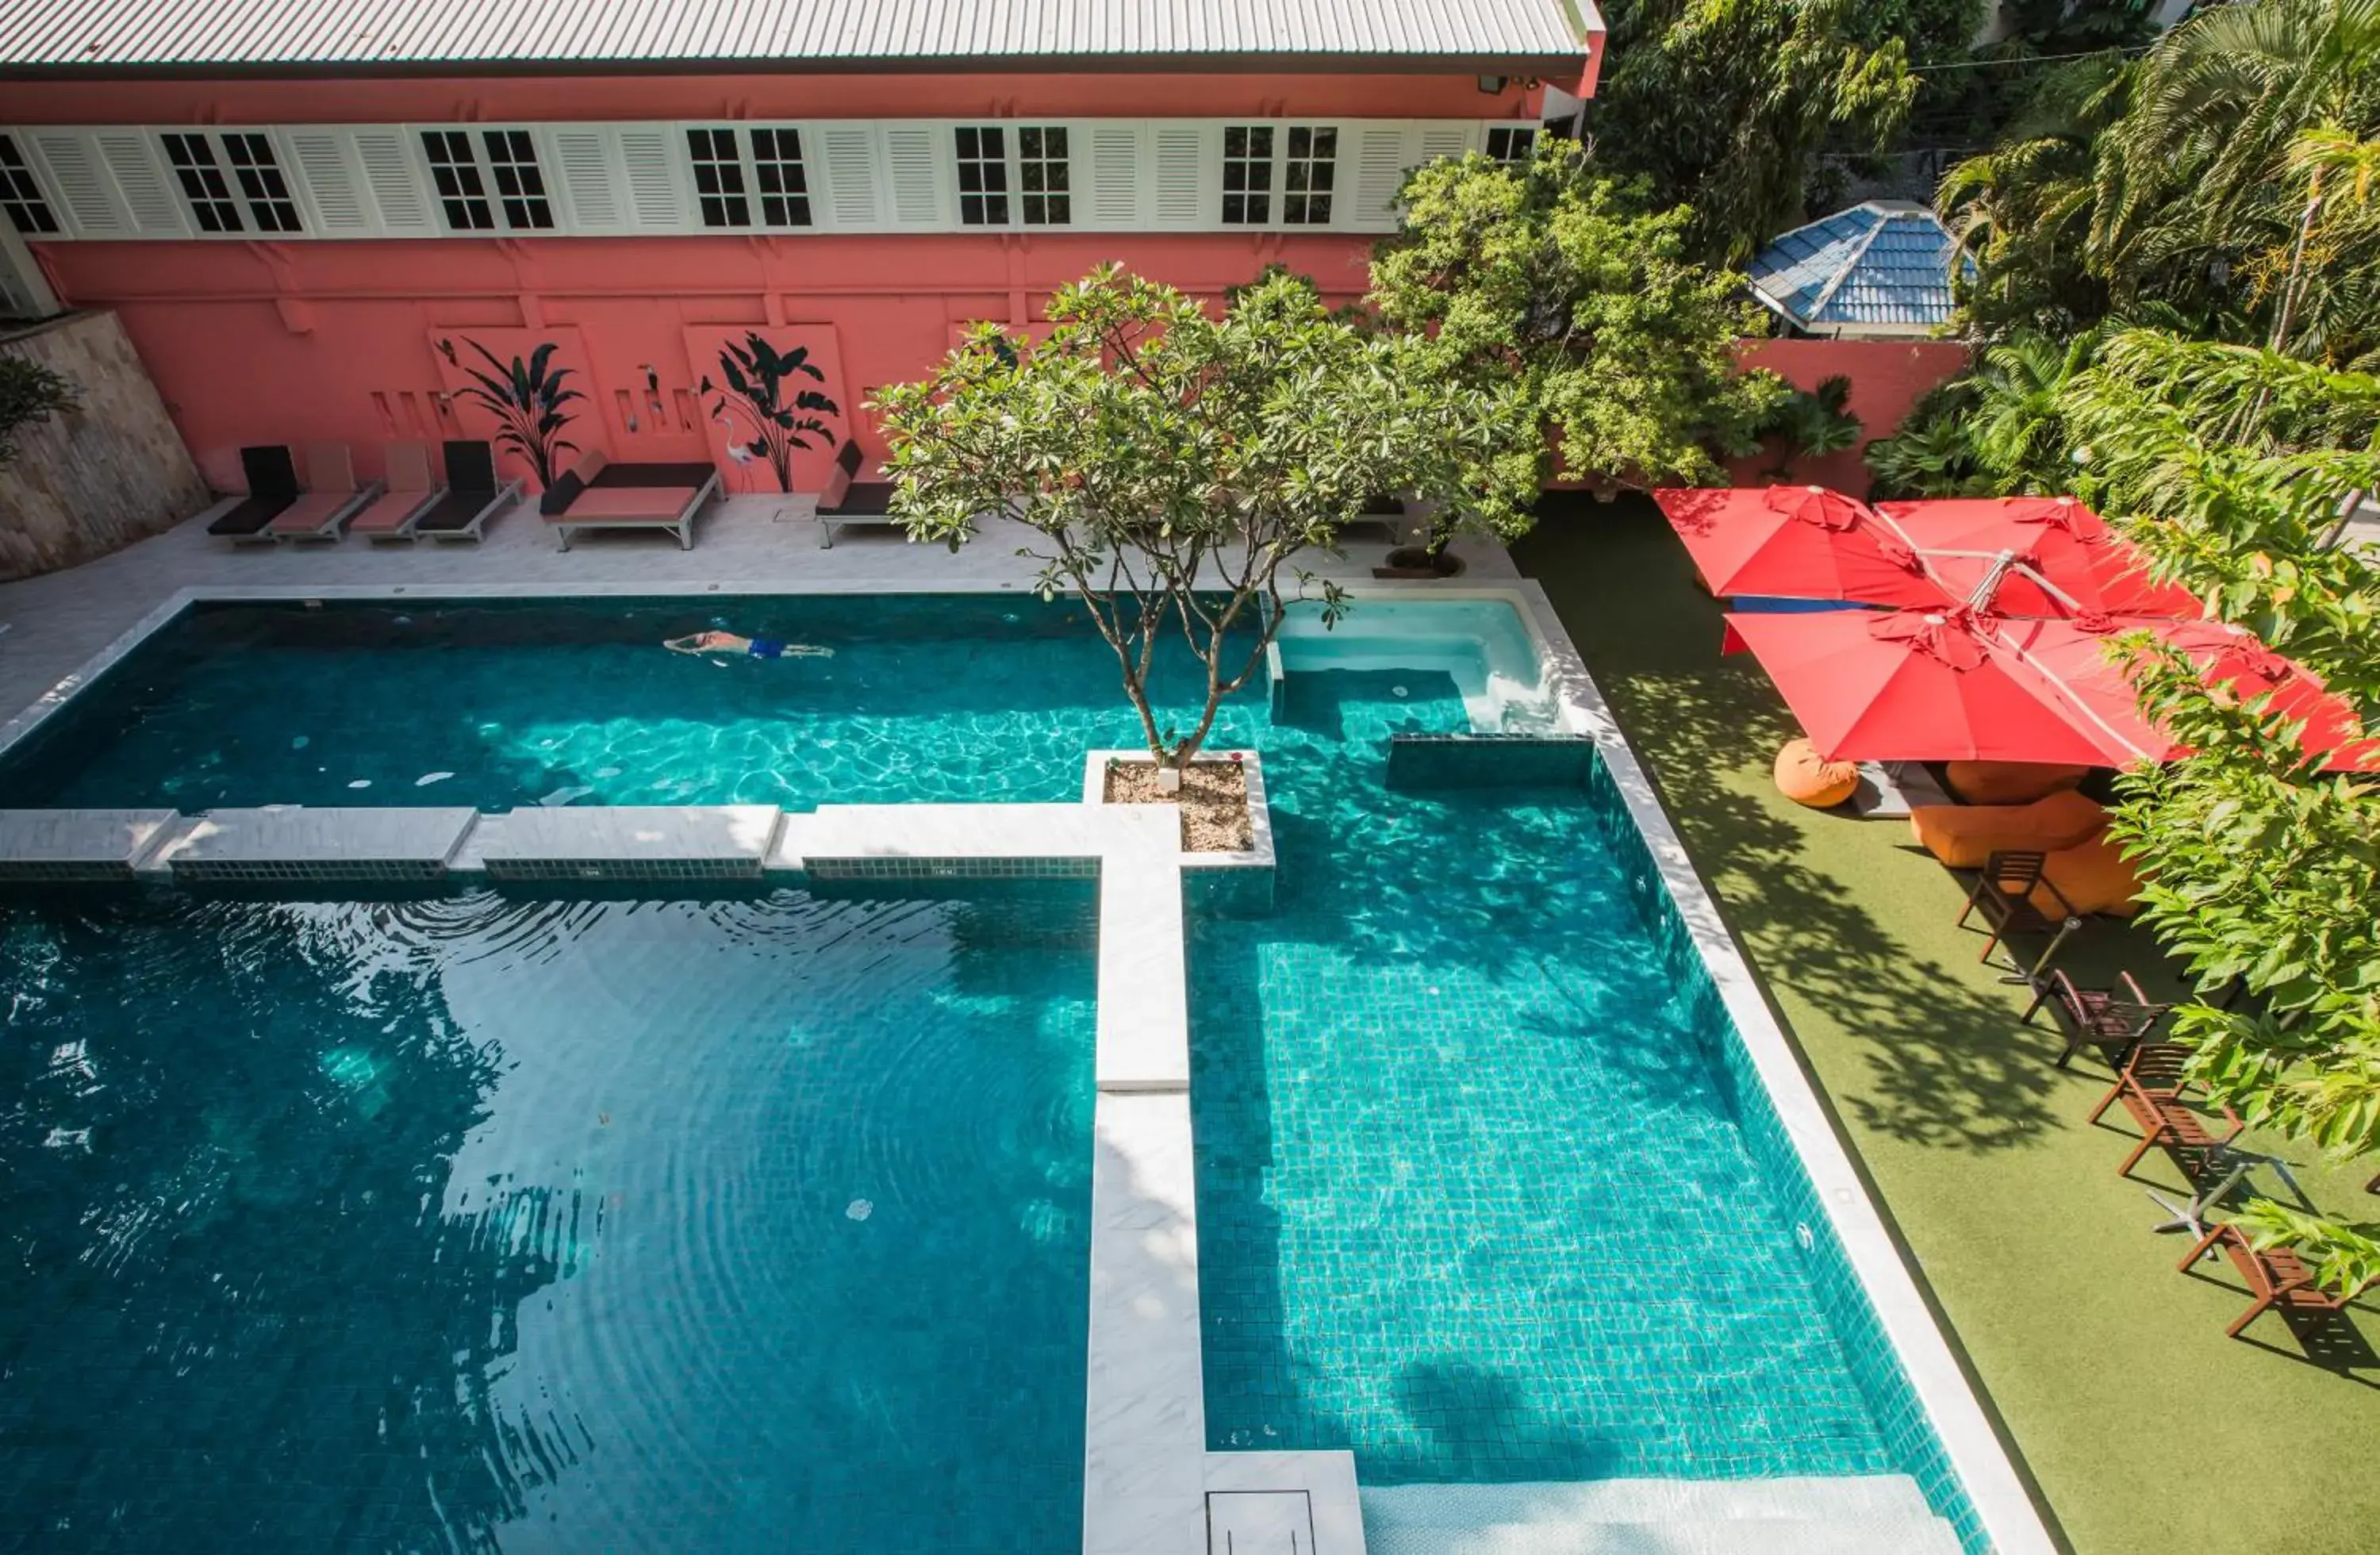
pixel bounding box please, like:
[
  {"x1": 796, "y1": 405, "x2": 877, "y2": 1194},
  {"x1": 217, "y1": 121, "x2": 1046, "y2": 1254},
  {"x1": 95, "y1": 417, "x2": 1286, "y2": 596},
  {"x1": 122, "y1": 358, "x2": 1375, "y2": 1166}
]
[
  {"x1": 1730, "y1": 337, "x2": 1971, "y2": 494},
  {"x1": 44, "y1": 231, "x2": 1382, "y2": 493},
  {"x1": 15, "y1": 69, "x2": 1557, "y2": 493}
]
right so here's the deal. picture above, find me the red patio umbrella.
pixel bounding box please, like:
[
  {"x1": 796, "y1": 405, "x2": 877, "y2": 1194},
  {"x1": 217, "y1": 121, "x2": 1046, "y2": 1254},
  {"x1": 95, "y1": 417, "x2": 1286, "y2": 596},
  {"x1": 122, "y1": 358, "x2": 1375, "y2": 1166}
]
[
  {"x1": 1723, "y1": 605, "x2": 2145, "y2": 765},
  {"x1": 1655, "y1": 486, "x2": 1952, "y2": 609},
  {"x1": 1878, "y1": 496, "x2": 2201, "y2": 619},
  {"x1": 1991, "y1": 615, "x2": 2380, "y2": 772}
]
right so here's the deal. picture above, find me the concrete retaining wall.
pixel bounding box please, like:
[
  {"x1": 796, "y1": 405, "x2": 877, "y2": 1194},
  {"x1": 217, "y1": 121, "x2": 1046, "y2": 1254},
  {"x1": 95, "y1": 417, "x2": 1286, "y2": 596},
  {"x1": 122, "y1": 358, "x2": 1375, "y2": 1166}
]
[{"x1": 0, "y1": 309, "x2": 209, "y2": 582}]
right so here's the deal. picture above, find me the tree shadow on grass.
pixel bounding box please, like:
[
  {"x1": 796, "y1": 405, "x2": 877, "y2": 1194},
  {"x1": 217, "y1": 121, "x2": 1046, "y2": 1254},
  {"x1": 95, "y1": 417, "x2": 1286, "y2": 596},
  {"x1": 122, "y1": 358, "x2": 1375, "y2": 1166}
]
[{"x1": 1514, "y1": 497, "x2": 2071, "y2": 1156}]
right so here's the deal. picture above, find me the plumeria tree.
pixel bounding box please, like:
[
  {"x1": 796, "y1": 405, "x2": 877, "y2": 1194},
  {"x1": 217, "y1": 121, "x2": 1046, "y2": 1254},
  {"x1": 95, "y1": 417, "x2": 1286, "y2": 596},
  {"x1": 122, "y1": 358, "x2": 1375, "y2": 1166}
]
[
  {"x1": 874, "y1": 265, "x2": 1533, "y2": 774},
  {"x1": 2061, "y1": 329, "x2": 2380, "y2": 1295}
]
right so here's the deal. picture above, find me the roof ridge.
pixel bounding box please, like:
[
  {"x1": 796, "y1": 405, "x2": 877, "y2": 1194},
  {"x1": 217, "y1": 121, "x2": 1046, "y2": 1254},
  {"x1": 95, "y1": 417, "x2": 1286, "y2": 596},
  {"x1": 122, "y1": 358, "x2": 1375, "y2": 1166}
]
[{"x1": 1802, "y1": 211, "x2": 1887, "y2": 324}]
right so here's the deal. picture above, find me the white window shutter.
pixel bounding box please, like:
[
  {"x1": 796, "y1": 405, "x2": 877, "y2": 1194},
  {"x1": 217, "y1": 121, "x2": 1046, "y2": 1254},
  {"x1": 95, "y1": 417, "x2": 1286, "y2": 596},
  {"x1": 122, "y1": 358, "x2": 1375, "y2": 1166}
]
[
  {"x1": 98, "y1": 132, "x2": 186, "y2": 236},
  {"x1": 285, "y1": 130, "x2": 374, "y2": 235},
  {"x1": 616, "y1": 126, "x2": 684, "y2": 230},
  {"x1": 1086, "y1": 123, "x2": 1142, "y2": 228},
  {"x1": 1150, "y1": 123, "x2": 1203, "y2": 228},
  {"x1": 1414, "y1": 124, "x2": 1475, "y2": 165},
  {"x1": 549, "y1": 127, "x2": 623, "y2": 231},
  {"x1": 1353, "y1": 125, "x2": 1410, "y2": 231},
  {"x1": 881, "y1": 124, "x2": 939, "y2": 226},
  {"x1": 27, "y1": 131, "x2": 131, "y2": 236},
  {"x1": 817, "y1": 125, "x2": 880, "y2": 228},
  {"x1": 352, "y1": 129, "x2": 437, "y2": 234}
]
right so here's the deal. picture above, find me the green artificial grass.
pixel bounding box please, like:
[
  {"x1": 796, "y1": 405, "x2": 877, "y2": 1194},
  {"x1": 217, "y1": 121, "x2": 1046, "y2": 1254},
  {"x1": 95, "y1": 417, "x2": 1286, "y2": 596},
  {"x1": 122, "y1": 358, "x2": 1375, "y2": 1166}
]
[{"x1": 1513, "y1": 496, "x2": 2380, "y2": 1555}]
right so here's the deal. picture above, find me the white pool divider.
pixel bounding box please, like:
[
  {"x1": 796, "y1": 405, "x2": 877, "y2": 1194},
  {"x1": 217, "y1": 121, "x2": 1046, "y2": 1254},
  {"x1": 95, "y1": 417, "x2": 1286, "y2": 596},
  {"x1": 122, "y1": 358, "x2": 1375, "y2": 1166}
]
[
  {"x1": 464, "y1": 804, "x2": 781, "y2": 881},
  {"x1": 149, "y1": 806, "x2": 480, "y2": 885},
  {"x1": 0, "y1": 808, "x2": 182, "y2": 882}
]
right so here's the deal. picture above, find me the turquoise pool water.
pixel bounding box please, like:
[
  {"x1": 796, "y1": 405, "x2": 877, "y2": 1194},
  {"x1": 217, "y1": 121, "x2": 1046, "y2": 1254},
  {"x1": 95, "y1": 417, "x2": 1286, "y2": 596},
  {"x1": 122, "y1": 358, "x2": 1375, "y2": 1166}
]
[
  {"x1": 0, "y1": 591, "x2": 1909, "y2": 1542},
  {"x1": 0, "y1": 885, "x2": 1096, "y2": 1553},
  {"x1": 0, "y1": 597, "x2": 1259, "y2": 812},
  {"x1": 1194, "y1": 671, "x2": 1888, "y2": 1482}
]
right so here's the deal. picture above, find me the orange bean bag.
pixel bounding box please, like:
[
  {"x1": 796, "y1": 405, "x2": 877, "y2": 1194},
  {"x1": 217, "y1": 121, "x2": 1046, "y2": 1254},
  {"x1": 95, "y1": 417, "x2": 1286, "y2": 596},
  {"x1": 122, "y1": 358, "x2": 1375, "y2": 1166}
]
[
  {"x1": 1775, "y1": 737, "x2": 1860, "y2": 808},
  {"x1": 2029, "y1": 831, "x2": 2144, "y2": 918},
  {"x1": 1908, "y1": 789, "x2": 2108, "y2": 870},
  {"x1": 1944, "y1": 760, "x2": 2092, "y2": 806}
]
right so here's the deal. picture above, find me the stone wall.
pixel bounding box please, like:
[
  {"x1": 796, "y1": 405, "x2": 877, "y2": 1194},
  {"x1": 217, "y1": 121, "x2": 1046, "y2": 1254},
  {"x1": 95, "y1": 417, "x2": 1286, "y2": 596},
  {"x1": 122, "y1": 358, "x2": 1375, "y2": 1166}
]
[{"x1": 0, "y1": 310, "x2": 209, "y2": 582}]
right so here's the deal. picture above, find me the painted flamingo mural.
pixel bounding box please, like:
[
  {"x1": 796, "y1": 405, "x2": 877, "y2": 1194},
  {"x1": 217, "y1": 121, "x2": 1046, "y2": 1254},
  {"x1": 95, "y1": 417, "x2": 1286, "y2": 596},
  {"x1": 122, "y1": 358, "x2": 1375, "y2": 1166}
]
[
  {"x1": 701, "y1": 333, "x2": 840, "y2": 493},
  {"x1": 436, "y1": 337, "x2": 584, "y2": 489}
]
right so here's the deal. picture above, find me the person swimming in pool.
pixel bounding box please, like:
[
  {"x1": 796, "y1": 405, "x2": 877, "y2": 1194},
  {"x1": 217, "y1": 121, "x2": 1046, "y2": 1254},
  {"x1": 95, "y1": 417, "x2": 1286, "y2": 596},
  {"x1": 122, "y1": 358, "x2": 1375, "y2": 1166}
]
[{"x1": 664, "y1": 631, "x2": 833, "y2": 660}]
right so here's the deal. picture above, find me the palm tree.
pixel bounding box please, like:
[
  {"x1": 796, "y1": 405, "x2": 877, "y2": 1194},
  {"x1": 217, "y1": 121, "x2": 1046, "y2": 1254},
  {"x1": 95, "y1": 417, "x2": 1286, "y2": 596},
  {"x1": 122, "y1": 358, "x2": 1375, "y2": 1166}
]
[
  {"x1": 1966, "y1": 329, "x2": 2102, "y2": 492},
  {"x1": 1937, "y1": 53, "x2": 2132, "y2": 336},
  {"x1": 2093, "y1": 0, "x2": 2380, "y2": 331}
]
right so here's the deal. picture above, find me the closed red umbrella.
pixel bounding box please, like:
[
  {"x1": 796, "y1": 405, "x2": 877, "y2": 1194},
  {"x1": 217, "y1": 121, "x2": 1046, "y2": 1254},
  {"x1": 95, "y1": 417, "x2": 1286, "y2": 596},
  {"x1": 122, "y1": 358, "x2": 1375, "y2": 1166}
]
[
  {"x1": 1723, "y1": 605, "x2": 2143, "y2": 765},
  {"x1": 1879, "y1": 496, "x2": 2200, "y2": 618},
  {"x1": 1656, "y1": 486, "x2": 1952, "y2": 609},
  {"x1": 1994, "y1": 615, "x2": 2379, "y2": 772}
]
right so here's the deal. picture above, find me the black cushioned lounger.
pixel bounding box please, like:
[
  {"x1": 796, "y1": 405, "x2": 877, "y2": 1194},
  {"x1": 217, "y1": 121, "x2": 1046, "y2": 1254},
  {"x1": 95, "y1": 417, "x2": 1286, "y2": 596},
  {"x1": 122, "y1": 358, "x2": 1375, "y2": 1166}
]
[
  {"x1": 413, "y1": 440, "x2": 521, "y2": 543},
  {"x1": 206, "y1": 445, "x2": 301, "y2": 539}
]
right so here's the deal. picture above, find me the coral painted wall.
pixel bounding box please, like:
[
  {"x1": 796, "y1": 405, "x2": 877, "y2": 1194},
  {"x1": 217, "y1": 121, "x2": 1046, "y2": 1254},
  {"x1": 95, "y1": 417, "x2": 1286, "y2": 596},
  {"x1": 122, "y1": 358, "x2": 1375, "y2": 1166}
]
[
  {"x1": 33, "y1": 230, "x2": 1378, "y2": 493},
  {"x1": 13, "y1": 67, "x2": 1557, "y2": 493},
  {"x1": 1730, "y1": 337, "x2": 1971, "y2": 496}
]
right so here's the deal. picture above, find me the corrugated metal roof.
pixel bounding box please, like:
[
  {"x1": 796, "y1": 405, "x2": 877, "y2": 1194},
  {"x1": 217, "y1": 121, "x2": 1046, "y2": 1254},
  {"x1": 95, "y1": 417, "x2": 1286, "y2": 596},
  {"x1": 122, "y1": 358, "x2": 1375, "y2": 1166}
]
[
  {"x1": 1747, "y1": 202, "x2": 1960, "y2": 332},
  {"x1": 0, "y1": 0, "x2": 1599, "y2": 71}
]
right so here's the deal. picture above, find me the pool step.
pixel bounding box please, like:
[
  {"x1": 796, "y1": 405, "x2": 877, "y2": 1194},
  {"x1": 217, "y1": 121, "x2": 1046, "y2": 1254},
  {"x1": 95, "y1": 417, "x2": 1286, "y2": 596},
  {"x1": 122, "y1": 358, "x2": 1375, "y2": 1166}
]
[{"x1": 1359, "y1": 1476, "x2": 1963, "y2": 1555}]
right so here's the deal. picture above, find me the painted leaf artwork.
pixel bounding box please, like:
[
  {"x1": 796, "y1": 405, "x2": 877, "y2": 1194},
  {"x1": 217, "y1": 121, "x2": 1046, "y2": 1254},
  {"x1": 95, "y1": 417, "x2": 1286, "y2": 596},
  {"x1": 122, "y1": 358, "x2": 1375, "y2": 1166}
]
[
  {"x1": 699, "y1": 332, "x2": 840, "y2": 493},
  {"x1": 437, "y1": 336, "x2": 585, "y2": 488}
]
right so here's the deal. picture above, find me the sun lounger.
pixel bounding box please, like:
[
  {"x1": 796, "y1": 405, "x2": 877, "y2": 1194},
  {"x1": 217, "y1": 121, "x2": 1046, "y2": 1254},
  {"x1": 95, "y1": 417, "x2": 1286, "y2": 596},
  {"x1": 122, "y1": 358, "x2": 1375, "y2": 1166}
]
[
  {"x1": 206, "y1": 445, "x2": 301, "y2": 542},
  {"x1": 347, "y1": 441, "x2": 445, "y2": 544},
  {"x1": 815, "y1": 440, "x2": 902, "y2": 547},
  {"x1": 542, "y1": 449, "x2": 719, "y2": 551},
  {"x1": 413, "y1": 440, "x2": 520, "y2": 543},
  {"x1": 266, "y1": 443, "x2": 381, "y2": 542}
]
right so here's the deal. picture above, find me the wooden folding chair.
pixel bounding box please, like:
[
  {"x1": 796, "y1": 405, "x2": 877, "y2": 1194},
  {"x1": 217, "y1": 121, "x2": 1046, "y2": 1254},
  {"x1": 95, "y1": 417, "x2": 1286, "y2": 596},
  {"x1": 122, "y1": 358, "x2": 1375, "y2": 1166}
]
[
  {"x1": 2180, "y1": 1223, "x2": 2376, "y2": 1340},
  {"x1": 1957, "y1": 850, "x2": 2075, "y2": 966},
  {"x1": 2023, "y1": 968, "x2": 2172, "y2": 1069},
  {"x1": 2090, "y1": 1041, "x2": 2244, "y2": 1178}
]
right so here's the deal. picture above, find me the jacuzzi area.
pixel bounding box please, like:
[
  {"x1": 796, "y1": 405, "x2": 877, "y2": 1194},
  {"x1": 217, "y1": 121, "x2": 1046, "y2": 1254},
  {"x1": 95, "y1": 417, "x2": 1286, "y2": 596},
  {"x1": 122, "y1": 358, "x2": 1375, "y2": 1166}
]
[{"x1": 0, "y1": 585, "x2": 2046, "y2": 1555}]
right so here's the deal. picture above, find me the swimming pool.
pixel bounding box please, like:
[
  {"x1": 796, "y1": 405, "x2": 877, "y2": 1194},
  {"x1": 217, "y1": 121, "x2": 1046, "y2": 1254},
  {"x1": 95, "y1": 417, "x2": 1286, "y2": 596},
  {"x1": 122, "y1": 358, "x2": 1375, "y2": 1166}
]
[
  {"x1": 0, "y1": 588, "x2": 1993, "y2": 1549},
  {"x1": 0, "y1": 883, "x2": 1096, "y2": 1553},
  {"x1": 0, "y1": 595, "x2": 1262, "y2": 812}
]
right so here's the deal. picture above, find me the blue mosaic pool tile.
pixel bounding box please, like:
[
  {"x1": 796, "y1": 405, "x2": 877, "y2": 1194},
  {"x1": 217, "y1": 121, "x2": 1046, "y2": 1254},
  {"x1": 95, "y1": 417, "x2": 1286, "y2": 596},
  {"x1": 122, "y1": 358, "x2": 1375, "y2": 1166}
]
[
  {"x1": 1580, "y1": 749, "x2": 1992, "y2": 1553},
  {"x1": 1190, "y1": 677, "x2": 1894, "y2": 1488},
  {"x1": 1384, "y1": 733, "x2": 1598, "y2": 790}
]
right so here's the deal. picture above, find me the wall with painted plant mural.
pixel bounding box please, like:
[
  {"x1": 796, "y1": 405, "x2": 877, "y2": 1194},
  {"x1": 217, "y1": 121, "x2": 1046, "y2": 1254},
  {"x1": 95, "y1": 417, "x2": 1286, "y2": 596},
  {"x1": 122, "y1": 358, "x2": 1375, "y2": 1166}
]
[
  {"x1": 426, "y1": 328, "x2": 592, "y2": 490},
  {"x1": 699, "y1": 332, "x2": 840, "y2": 494}
]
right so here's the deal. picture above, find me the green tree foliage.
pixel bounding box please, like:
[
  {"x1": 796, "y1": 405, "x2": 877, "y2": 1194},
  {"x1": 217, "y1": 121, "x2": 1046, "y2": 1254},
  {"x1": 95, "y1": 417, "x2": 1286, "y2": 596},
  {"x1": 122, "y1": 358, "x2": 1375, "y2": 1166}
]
[
  {"x1": 1940, "y1": 0, "x2": 2380, "y2": 361},
  {"x1": 2058, "y1": 330, "x2": 2380, "y2": 1296},
  {"x1": 1368, "y1": 145, "x2": 1784, "y2": 491},
  {"x1": 873, "y1": 266, "x2": 1532, "y2": 770},
  {"x1": 0, "y1": 355, "x2": 76, "y2": 466},
  {"x1": 1587, "y1": 0, "x2": 1916, "y2": 263},
  {"x1": 1937, "y1": 54, "x2": 2135, "y2": 336}
]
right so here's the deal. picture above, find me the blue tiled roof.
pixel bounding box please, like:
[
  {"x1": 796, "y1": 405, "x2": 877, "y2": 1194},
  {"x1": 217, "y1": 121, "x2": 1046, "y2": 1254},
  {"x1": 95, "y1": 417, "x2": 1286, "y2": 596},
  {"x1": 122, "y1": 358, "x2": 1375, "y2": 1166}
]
[{"x1": 1748, "y1": 203, "x2": 1960, "y2": 331}]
